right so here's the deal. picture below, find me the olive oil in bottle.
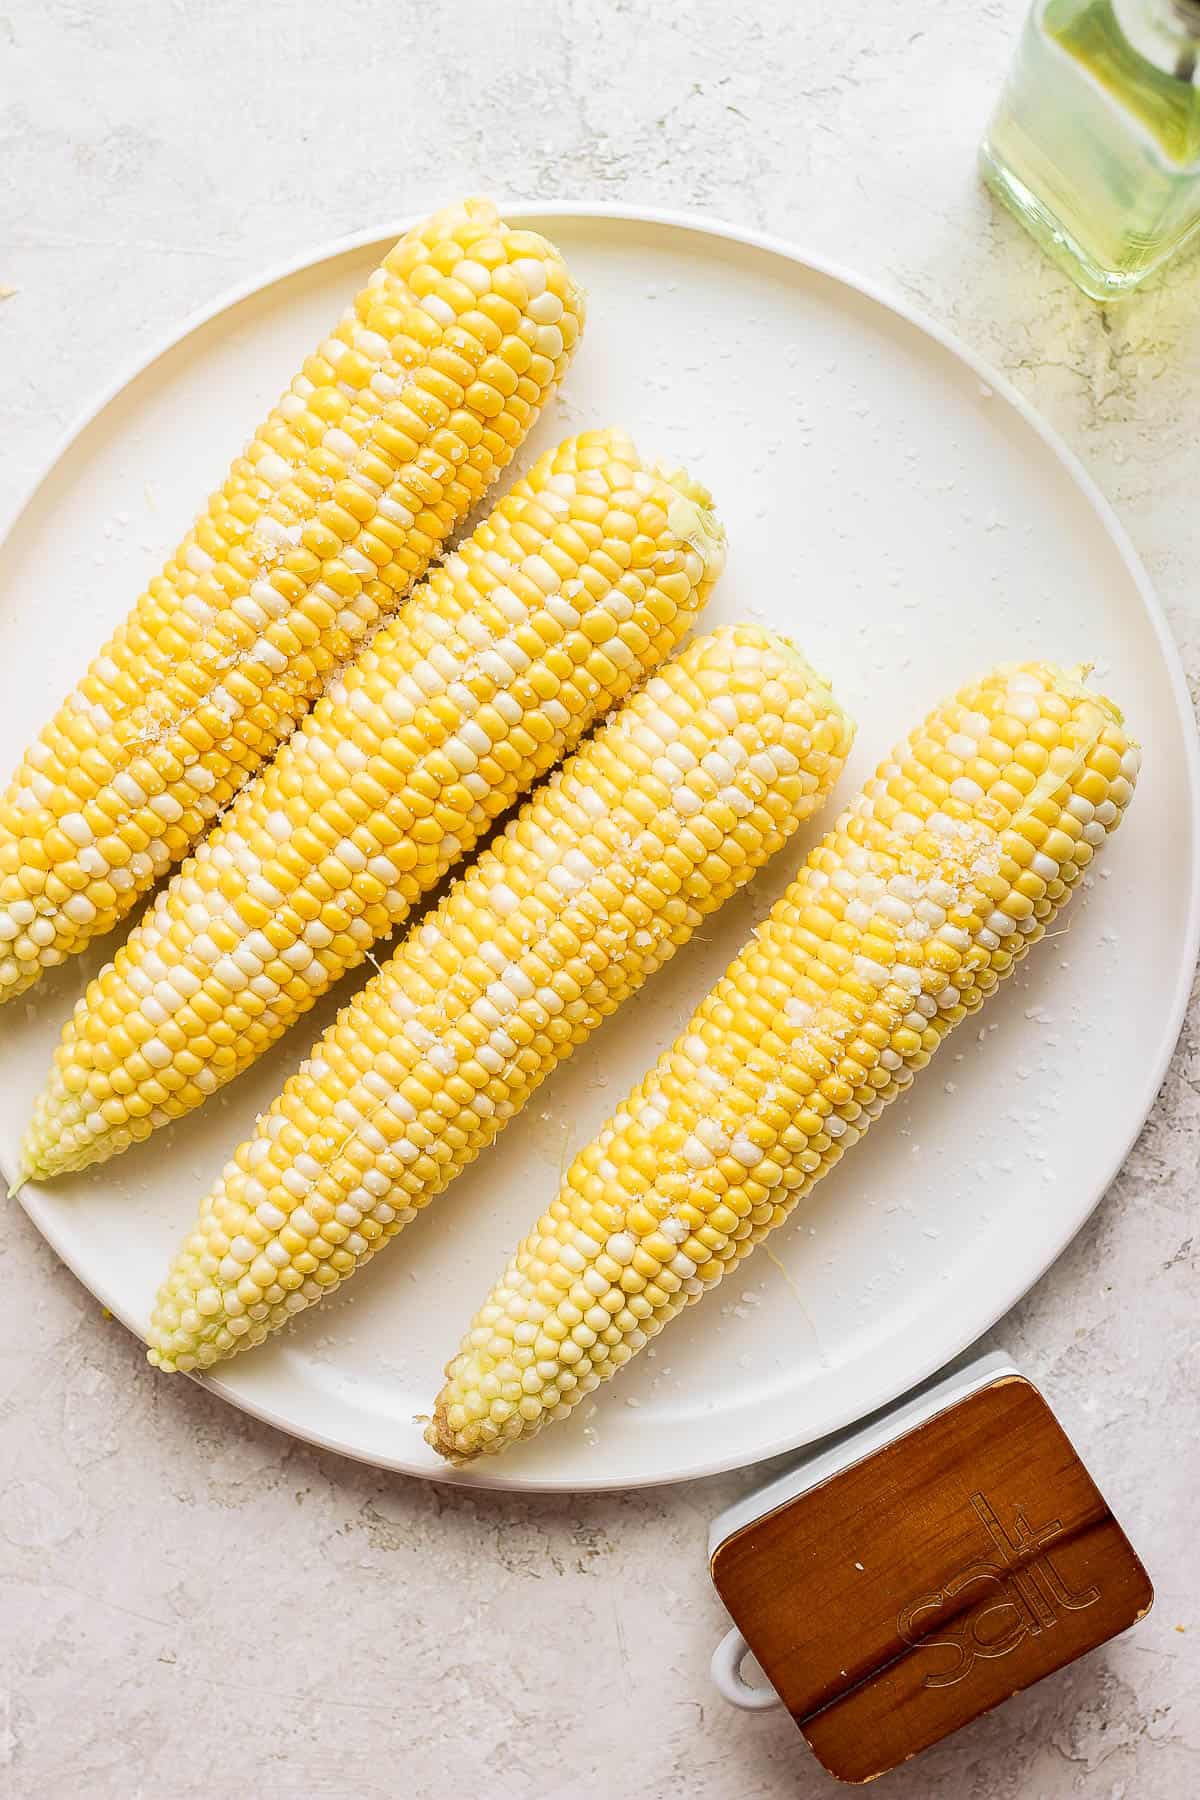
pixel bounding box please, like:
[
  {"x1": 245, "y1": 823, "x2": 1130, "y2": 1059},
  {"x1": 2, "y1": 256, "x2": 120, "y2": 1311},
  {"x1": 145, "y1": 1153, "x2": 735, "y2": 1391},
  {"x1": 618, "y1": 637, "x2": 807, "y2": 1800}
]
[{"x1": 982, "y1": 0, "x2": 1200, "y2": 297}]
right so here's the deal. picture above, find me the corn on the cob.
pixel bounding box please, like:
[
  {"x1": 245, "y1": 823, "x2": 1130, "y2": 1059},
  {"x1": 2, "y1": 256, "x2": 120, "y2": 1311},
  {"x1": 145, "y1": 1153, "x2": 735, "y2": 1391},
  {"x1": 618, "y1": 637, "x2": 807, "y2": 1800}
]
[
  {"x1": 21, "y1": 433, "x2": 721, "y2": 1181},
  {"x1": 0, "y1": 199, "x2": 583, "y2": 1004},
  {"x1": 145, "y1": 626, "x2": 854, "y2": 1372},
  {"x1": 429, "y1": 661, "x2": 1139, "y2": 1463}
]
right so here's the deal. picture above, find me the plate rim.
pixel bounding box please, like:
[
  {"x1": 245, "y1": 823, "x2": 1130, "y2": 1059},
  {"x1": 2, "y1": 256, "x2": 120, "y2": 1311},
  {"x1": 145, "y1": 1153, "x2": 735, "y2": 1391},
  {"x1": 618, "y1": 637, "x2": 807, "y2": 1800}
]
[{"x1": 4, "y1": 201, "x2": 1198, "y2": 1493}]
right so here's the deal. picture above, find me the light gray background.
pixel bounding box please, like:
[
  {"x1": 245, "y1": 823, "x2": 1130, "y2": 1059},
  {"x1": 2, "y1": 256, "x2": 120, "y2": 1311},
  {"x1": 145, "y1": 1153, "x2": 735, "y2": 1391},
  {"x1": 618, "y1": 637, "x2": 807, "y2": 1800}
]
[{"x1": 2, "y1": 3, "x2": 1198, "y2": 1796}]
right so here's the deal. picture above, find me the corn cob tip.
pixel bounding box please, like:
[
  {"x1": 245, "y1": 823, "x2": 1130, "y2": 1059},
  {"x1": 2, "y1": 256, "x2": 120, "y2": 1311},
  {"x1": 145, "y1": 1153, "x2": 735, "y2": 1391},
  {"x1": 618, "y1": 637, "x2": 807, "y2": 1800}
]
[
  {"x1": 19, "y1": 1087, "x2": 63, "y2": 1184},
  {"x1": 1067, "y1": 662, "x2": 1129, "y2": 732},
  {"x1": 765, "y1": 632, "x2": 848, "y2": 726},
  {"x1": 655, "y1": 465, "x2": 725, "y2": 585},
  {"x1": 15, "y1": 1140, "x2": 40, "y2": 1187},
  {"x1": 426, "y1": 1399, "x2": 466, "y2": 1462}
]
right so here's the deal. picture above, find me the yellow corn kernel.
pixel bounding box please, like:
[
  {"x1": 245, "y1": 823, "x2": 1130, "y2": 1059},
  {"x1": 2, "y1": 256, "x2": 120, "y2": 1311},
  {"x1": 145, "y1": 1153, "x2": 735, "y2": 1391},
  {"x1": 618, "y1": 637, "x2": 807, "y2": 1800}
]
[
  {"x1": 428, "y1": 662, "x2": 1140, "y2": 1464},
  {"x1": 0, "y1": 200, "x2": 584, "y2": 1003},
  {"x1": 144, "y1": 625, "x2": 854, "y2": 1372},
  {"x1": 22, "y1": 432, "x2": 723, "y2": 1181}
]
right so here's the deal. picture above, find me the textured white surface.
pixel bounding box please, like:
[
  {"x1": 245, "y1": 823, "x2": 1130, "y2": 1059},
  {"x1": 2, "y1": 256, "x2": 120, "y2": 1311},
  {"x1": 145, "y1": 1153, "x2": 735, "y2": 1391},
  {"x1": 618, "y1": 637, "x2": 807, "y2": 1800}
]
[{"x1": 1, "y1": 2, "x2": 1198, "y2": 1795}]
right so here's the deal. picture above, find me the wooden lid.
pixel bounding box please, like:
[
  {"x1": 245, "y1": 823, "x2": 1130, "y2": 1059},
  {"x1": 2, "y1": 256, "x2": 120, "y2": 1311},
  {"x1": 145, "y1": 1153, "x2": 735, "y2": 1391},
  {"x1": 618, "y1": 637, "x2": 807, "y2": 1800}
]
[{"x1": 710, "y1": 1374, "x2": 1152, "y2": 1784}]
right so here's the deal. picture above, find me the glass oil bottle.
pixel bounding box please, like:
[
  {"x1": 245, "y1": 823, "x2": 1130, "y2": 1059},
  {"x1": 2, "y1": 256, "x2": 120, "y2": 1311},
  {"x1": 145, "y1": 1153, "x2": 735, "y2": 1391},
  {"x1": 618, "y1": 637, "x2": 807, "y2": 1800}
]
[{"x1": 982, "y1": 0, "x2": 1200, "y2": 297}]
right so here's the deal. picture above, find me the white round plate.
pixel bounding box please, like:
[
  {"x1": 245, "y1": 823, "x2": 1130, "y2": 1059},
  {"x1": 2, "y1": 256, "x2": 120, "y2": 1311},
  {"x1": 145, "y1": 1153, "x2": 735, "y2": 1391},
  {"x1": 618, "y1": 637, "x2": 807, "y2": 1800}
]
[{"x1": 2, "y1": 207, "x2": 1196, "y2": 1492}]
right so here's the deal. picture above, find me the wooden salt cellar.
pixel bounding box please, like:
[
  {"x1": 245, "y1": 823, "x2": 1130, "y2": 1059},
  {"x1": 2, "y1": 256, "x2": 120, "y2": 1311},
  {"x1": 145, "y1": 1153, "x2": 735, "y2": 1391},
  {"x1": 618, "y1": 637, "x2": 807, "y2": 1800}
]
[{"x1": 709, "y1": 1353, "x2": 1152, "y2": 1783}]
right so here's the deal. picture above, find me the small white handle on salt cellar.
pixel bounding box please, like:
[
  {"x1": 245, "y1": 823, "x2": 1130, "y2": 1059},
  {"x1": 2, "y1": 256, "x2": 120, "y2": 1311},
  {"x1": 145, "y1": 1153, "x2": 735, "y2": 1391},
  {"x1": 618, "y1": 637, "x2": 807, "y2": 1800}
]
[{"x1": 710, "y1": 1627, "x2": 782, "y2": 1711}]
